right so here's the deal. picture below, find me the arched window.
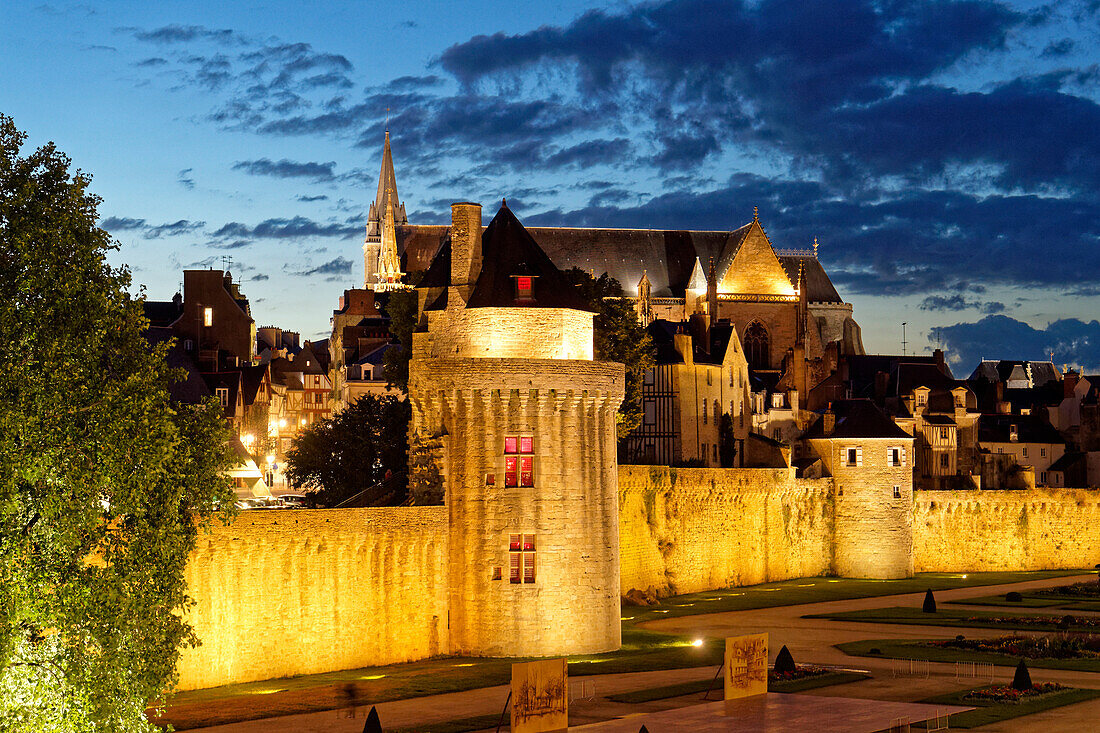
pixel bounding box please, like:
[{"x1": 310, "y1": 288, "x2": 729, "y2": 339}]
[{"x1": 744, "y1": 321, "x2": 769, "y2": 370}]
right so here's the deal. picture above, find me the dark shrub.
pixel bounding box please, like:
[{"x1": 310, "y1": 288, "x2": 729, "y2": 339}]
[
  {"x1": 956, "y1": 635, "x2": 966, "y2": 641},
  {"x1": 923, "y1": 589, "x2": 937, "y2": 613},
  {"x1": 1005, "y1": 591, "x2": 1023, "y2": 602},
  {"x1": 869, "y1": 647, "x2": 882, "y2": 655},
  {"x1": 363, "y1": 706, "x2": 382, "y2": 733},
  {"x1": 1012, "y1": 659, "x2": 1033, "y2": 691},
  {"x1": 774, "y1": 645, "x2": 796, "y2": 674}
]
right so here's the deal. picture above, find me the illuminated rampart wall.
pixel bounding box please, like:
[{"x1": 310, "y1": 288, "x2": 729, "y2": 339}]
[
  {"x1": 914, "y1": 489, "x2": 1100, "y2": 572},
  {"x1": 618, "y1": 465, "x2": 834, "y2": 595},
  {"x1": 176, "y1": 507, "x2": 448, "y2": 691}
]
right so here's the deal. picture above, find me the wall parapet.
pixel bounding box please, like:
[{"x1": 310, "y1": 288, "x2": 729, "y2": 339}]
[
  {"x1": 618, "y1": 465, "x2": 834, "y2": 596},
  {"x1": 914, "y1": 488, "x2": 1100, "y2": 572},
  {"x1": 177, "y1": 507, "x2": 449, "y2": 691}
]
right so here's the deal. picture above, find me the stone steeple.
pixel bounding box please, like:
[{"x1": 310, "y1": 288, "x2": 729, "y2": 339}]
[{"x1": 363, "y1": 130, "x2": 408, "y2": 290}]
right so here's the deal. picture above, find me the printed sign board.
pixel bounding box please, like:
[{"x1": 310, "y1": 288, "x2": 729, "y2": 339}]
[
  {"x1": 511, "y1": 658, "x2": 568, "y2": 733},
  {"x1": 724, "y1": 632, "x2": 769, "y2": 701}
]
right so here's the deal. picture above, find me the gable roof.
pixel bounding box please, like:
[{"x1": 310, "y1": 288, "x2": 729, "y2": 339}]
[
  {"x1": 398, "y1": 220, "x2": 846, "y2": 304},
  {"x1": 715, "y1": 219, "x2": 796, "y2": 297},
  {"x1": 804, "y1": 399, "x2": 912, "y2": 439}
]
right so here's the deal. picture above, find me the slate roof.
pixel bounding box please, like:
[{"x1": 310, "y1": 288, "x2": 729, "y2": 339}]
[
  {"x1": 398, "y1": 220, "x2": 845, "y2": 303},
  {"x1": 421, "y1": 202, "x2": 593, "y2": 312},
  {"x1": 143, "y1": 298, "x2": 184, "y2": 328},
  {"x1": 978, "y1": 414, "x2": 1065, "y2": 444},
  {"x1": 803, "y1": 399, "x2": 912, "y2": 439},
  {"x1": 922, "y1": 414, "x2": 957, "y2": 426},
  {"x1": 968, "y1": 360, "x2": 1060, "y2": 387}
]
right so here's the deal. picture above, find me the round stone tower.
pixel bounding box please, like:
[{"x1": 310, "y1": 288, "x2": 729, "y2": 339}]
[{"x1": 408, "y1": 201, "x2": 625, "y2": 657}]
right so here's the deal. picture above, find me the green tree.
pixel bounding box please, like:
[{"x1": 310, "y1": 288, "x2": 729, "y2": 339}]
[
  {"x1": 562, "y1": 268, "x2": 655, "y2": 441},
  {"x1": 380, "y1": 285, "x2": 419, "y2": 393},
  {"x1": 284, "y1": 394, "x2": 411, "y2": 506},
  {"x1": 0, "y1": 115, "x2": 236, "y2": 731}
]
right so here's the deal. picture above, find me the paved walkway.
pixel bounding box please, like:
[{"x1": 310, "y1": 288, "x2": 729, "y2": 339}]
[{"x1": 193, "y1": 574, "x2": 1100, "y2": 732}]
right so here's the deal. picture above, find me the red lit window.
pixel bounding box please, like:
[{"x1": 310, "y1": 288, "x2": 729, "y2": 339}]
[
  {"x1": 504, "y1": 436, "x2": 534, "y2": 487},
  {"x1": 516, "y1": 276, "x2": 533, "y2": 300},
  {"x1": 509, "y1": 533, "x2": 536, "y2": 584}
]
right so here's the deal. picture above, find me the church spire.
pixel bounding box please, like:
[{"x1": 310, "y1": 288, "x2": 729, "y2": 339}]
[{"x1": 364, "y1": 130, "x2": 408, "y2": 290}]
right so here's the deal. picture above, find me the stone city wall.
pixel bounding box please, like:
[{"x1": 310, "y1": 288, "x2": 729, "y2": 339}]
[
  {"x1": 176, "y1": 507, "x2": 449, "y2": 691},
  {"x1": 914, "y1": 488, "x2": 1100, "y2": 572},
  {"x1": 618, "y1": 465, "x2": 834, "y2": 596}
]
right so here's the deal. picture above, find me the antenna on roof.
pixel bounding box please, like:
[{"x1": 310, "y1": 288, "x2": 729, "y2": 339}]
[{"x1": 901, "y1": 322, "x2": 908, "y2": 356}]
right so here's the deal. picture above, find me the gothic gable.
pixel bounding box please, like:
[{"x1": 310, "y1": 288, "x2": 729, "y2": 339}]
[{"x1": 716, "y1": 220, "x2": 796, "y2": 297}]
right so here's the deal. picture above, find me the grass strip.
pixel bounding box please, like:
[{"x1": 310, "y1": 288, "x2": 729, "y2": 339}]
[
  {"x1": 807, "y1": 606, "x2": 1093, "y2": 631},
  {"x1": 605, "y1": 670, "x2": 871, "y2": 703},
  {"x1": 947, "y1": 594, "x2": 1071, "y2": 609},
  {"x1": 837, "y1": 639, "x2": 1100, "y2": 672},
  {"x1": 914, "y1": 686, "x2": 1100, "y2": 729}
]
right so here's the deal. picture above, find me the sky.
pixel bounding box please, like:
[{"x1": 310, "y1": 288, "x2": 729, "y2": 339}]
[{"x1": 3, "y1": 0, "x2": 1100, "y2": 372}]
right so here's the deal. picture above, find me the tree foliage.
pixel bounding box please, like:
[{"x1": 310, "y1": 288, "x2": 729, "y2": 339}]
[
  {"x1": 284, "y1": 394, "x2": 411, "y2": 506},
  {"x1": 380, "y1": 286, "x2": 418, "y2": 393},
  {"x1": 0, "y1": 115, "x2": 236, "y2": 731},
  {"x1": 562, "y1": 268, "x2": 655, "y2": 440}
]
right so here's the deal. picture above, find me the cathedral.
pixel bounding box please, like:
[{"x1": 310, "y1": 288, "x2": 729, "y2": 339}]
[{"x1": 360, "y1": 133, "x2": 865, "y2": 433}]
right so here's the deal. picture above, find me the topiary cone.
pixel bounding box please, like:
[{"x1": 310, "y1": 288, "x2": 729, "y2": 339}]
[
  {"x1": 363, "y1": 705, "x2": 382, "y2": 733},
  {"x1": 1012, "y1": 659, "x2": 1032, "y2": 691},
  {"x1": 922, "y1": 588, "x2": 937, "y2": 613},
  {"x1": 774, "y1": 645, "x2": 796, "y2": 674}
]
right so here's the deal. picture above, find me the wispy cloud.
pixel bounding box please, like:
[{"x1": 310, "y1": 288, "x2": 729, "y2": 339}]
[{"x1": 232, "y1": 158, "x2": 336, "y2": 182}]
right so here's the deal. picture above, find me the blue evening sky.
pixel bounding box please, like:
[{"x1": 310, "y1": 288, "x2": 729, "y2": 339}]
[{"x1": 2, "y1": 1, "x2": 1099, "y2": 370}]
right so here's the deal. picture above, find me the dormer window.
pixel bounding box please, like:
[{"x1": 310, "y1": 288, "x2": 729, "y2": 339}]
[{"x1": 513, "y1": 275, "x2": 535, "y2": 302}]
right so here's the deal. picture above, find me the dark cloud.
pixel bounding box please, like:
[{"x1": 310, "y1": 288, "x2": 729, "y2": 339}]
[
  {"x1": 178, "y1": 168, "x2": 195, "y2": 190},
  {"x1": 131, "y1": 24, "x2": 239, "y2": 45},
  {"x1": 297, "y1": 194, "x2": 329, "y2": 202},
  {"x1": 144, "y1": 219, "x2": 205, "y2": 238},
  {"x1": 931, "y1": 315, "x2": 1100, "y2": 371},
  {"x1": 296, "y1": 257, "x2": 353, "y2": 277},
  {"x1": 212, "y1": 216, "x2": 358, "y2": 240},
  {"x1": 210, "y1": 239, "x2": 253, "y2": 250},
  {"x1": 232, "y1": 158, "x2": 337, "y2": 182},
  {"x1": 101, "y1": 216, "x2": 146, "y2": 231},
  {"x1": 250, "y1": 274, "x2": 270, "y2": 281},
  {"x1": 1041, "y1": 38, "x2": 1075, "y2": 57},
  {"x1": 545, "y1": 138, "x2": 632, "y2": 168},
  {"x1": 136, "y1": 57, "x2": 168, "y2": 67}
]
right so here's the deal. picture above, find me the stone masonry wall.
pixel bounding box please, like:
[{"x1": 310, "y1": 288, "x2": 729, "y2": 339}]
[
  {"x1": 176, "y1": 507, "x2": 449, "y2": 691},
  {"x1": 618, "y1": 465, "x2": 834, "y2": 596},
  {"x1": 914, "y1": 489, "x2": 1100, "y2": 572},
  {"x1": 417, "y1": 305, "x2": 594, "y2": 361}
]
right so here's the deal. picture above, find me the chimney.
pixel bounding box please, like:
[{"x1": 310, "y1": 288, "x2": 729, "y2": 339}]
[
  {"x1": 673, "y1": 332, "x2": 694, "y2": 366},
  {"x1": 450, "y1": 202, "x2": 482, "y2": 295},
  {"x1": 933, "y1": 348, "x2": 945, "y2": 372},
  {"x1": 823, "y1": 404, "x2": 835, "y2": 435},
  {"x1": 1065, "y1": 369, "x2": 1080, "y2": 399}
]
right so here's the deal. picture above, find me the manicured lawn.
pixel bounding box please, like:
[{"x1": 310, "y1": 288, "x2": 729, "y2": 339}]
[
  {"x1": 948, "y1": 593, "x2": 1070, "y2": 608},
  {"x1": 393, "y1": 713, "x2": 504, "y2": 733},
  {"x1": 806, "y1": 606, "x2": 1095, "y2": 632},
  {"x1": 915, "y1": 686, "x2": 1100, "y2": 728},
  {"x1": 837, "y1": 639, "x2": 1100, "y2": 672},
  {"x1": 623, "y1": 570, "x2": 1083, "y2": 627}
]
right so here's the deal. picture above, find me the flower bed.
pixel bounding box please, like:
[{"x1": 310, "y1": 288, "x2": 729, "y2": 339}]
[
  {"x1": 963, "y1": 682, "x2": 1065, "y2": 703},
  {"x1": 1037, "y1": 581, "x2": 1100, "y2": 598},
  {"x1": 960, "y1": 613, "x2": 1098, "y2": 628},
  {"x1": 768, "y1": 665, "x2": 829, "y2": 682},
  {"x1": 931, "y1": 635, "x2": 1100, "y2": 660}
]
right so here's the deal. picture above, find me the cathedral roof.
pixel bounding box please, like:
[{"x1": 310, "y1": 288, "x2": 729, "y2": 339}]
[{"x1": 397, "y1": 222, "x2": 846, "y2": 303}]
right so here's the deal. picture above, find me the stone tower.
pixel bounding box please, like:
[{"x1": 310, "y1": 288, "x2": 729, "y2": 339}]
[
  {"x1": 363, "y1": 130, "x2": 408, "y2": 290},
  {"x1": 805, "y1": 399, "x2": 915, "y2": 578},
  {"x1": 408, "y1": 201, "x2": 625, "y2": 657}
]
